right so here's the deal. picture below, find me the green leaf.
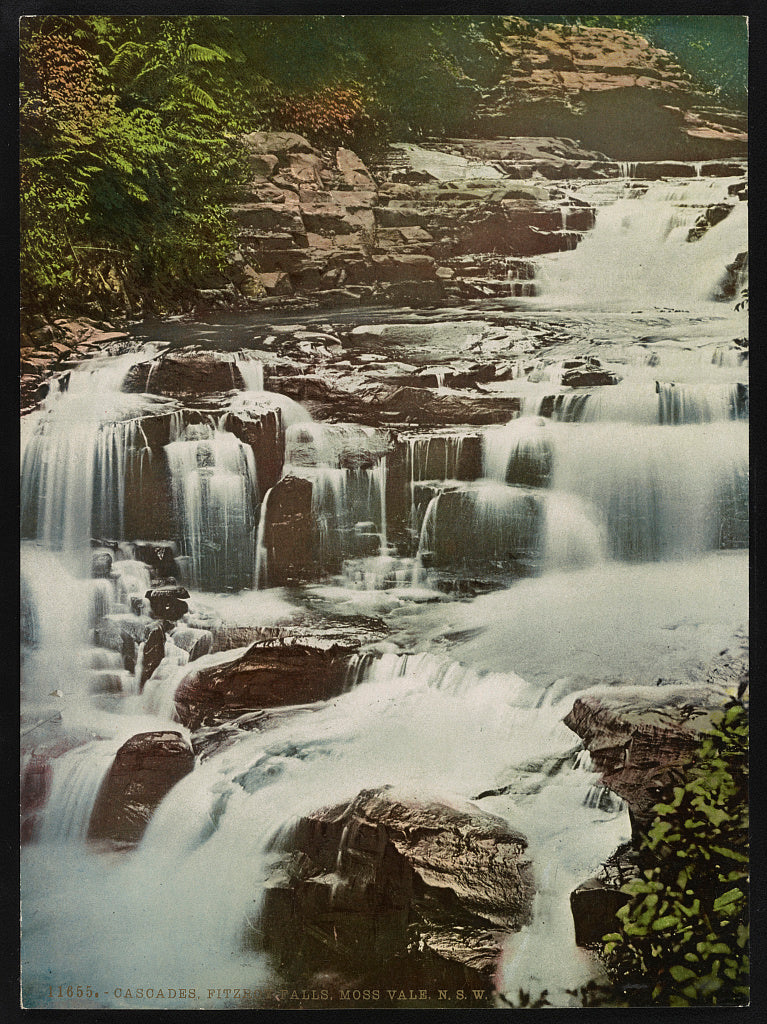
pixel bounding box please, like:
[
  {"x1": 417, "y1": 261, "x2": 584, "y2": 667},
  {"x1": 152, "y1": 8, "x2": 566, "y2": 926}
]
[
  {"x1": 669, "y1": 965, "x2": 696, "y2": 982},
  {"x1": 652, "y1": 915, "x2": 680, "y2": 931},
  {"x1": 713, "y1": 889, "x2": 744, "y2": 912}
]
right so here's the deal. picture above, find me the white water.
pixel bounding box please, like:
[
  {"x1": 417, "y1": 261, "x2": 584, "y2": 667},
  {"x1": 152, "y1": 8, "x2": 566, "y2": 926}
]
[
  {"x1": 20, "y1": 169, "x2": 748, "y2": 1009},
  {"x1": 539, "y1": 178, "x2": 747, "y2": 307},
  {"x1": 166, "y1": 425, "x2": 259, "y2": 591}
]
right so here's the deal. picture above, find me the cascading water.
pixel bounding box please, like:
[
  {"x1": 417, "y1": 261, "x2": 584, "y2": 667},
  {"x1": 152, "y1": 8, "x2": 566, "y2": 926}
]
[
  {"x1": 280, "y1": 422, "x2": 389, "y2": 574},
  {"x1": 21, "y1": 165, "x2": 748, "y2": 1009},
  {"x1": 166, "y1": 425, "x2": 259, "y2": 591},
  {"x1": 478, "y1": 416, "x2": 747, "y2": 565},
  {"x1": 538, "y1": 177, "x2": 748, "y2": 306},
  {"x1": 20, "y1": 356, "x2": 175, "y2": 558}
]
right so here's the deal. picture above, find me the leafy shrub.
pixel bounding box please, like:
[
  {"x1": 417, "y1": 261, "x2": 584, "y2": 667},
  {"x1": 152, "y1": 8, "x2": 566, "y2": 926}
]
[
  {"x1": 274, "y1": 83, "x2": 381, "y2": 150},
  {"x1": 602, "y1": 702, "x2": 749, "y2": 1006}
]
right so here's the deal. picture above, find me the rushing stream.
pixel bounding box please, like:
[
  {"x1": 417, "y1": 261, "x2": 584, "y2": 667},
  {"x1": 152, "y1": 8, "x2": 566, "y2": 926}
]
[{"x1": 20, "y1": 172, "x2": 748, "y2": 1008}]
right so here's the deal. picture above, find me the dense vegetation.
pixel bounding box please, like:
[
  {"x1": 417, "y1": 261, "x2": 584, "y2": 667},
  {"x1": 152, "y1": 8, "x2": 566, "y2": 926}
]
[
  {"x1": 602, "y1": 702, "x2": 749, "y2": 1006},
  {"x1": 20, "y1": 14, "x2": 747, "y2": 319}
]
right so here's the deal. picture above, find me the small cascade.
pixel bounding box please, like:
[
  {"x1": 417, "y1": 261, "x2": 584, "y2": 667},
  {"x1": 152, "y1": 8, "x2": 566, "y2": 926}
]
[
  {"x1": 539, "y1": 177, "x2": 747, "y2": 307},
  {"x1": 111, "y1": 559, "x2": 152, "y2": 607},
  {"x1": 20, "y1": 352, "x2": 175, "y2": 558},
  {"x1": 254, "y1": 486, "x2": 273, "y2": 589},
  {"x1": 415, "y1": 483, "x2": 543, "y2": 578},
  {"x1": 21, "y1": 544, "x2": 103, "y2": 702},
  {"x1": 484, "y1": 417, "x2": 553, "y2": 487},
  {"x1": 542, "y1": 492, "x2": 607, "y2": 571},
  {"x1": 139, "y1": 635, "x2": 191, "y2": 719},
  {"x1": 21, "y1": 415, "x2": 150, "y2": 555},
  {"x1": 398, "y1": 432, "x2": 479, "y2": 542},
  {"x1": 536, "y1": 380, "x2": 746, "y2": 425},
  {"x1": 234, "y1": 352, "x2": 265, "y2": 392},
  {"x1": 227, "y1": 389, "x2": 312, "y2": 430},
  {"x1": 548, "y1": 420, "x2": 748, "y2": 561},
  {"x1": 310, "y1": 466, "x2": 386, "y2": 569},
  {"x1": 166, "y1": 425, "x2": 259, "y2": 591},
  {"x1": 284, "y1": 422, "x2": 387, "y2": 469},
  {"x1": 38, "y1": 740, "x2": 121, "y2": 844},
  {"x1": 583, "y1": 784, "x2": 625, "y2": 813}
]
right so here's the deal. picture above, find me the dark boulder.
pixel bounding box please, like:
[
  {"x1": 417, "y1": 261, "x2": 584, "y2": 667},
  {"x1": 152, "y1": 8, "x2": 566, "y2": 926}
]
[
  {"x1": 88, "y1": 731, "x2": 195, "y2": 844},
  {"x1": 174, "y1": 637, "x2": 355, "y2": 730},
  {"x1": 130, "y1": 542, "x2": 179, "y2": 580},
  {"x1": 570, "y1": 845, "x2": 641, "y2": 948},
  {"x1": 259, "y1": 475, "x2": 314, "y2": 587},
  {"x1": 140, "y1": 623, "x2": 166, "y2": 690},
  {"x1": 561, "y1": 367, "x2": 622, "y2": 388},
  {"x1": 146, "y1": 585, "x2": 190, "y2": 621},
  {"x1": 256, "y1": 786, "x2": 533, "y2": 994}
]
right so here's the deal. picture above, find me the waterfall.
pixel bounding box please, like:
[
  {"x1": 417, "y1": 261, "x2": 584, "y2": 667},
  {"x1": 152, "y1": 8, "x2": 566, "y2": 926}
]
[
  {"x1": 309, "y1": 466, "x2": 386, "y2": 569},
  {"x1": 166, "y1": 426, "x2": 259, "y2": 591},
  {"x1": 38, "y1": 740, "x2": 121, "y2": 844},
  {"x1": 484, "y1": 418, "x2": 552, "y2": 486},
  {"x1": 20, "y1": 415, "x2": 151, "y2": 555},
  {"x1": 537, "y1": 381, "x2": 746, "y2": 425},
  {"x1": 284, "y1": 422, "x2": 386, "y2": 469},
  {"x1": 20, "y1": 353, "x2": 177, "y2": 557},
  {"x1": 19, "y1": 164, "x2": 749, "y2": 1008},
  {"x1": 20, "y1": 543, "x2": 123, "y2": 703},
  {"x1": 547, "y1": 421, "x2": 747, "y2": 561},
  {"x1": 539, "y1": 177, "x2": 747, "y2": 306},
  {"x1": 234, "y1": 352, "x2": 265, "y2": 392}
]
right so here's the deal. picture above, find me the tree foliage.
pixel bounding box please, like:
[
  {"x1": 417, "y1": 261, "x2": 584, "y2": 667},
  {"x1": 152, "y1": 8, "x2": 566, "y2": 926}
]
[
  {"x1": 602, "y1": 702, "x2": 749, "y2": 1006},
  {"x1": 20, "y1": 15, "x2": 246, "y2": 317}
]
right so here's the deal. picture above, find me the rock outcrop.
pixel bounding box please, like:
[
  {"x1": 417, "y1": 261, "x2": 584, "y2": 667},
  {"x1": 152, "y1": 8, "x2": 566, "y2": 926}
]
[
  {"x1": 256, "y1": 786, "x2": 534, "y2": 998},
  {"x1": 564, "y1": 686, "x2": 736, "y2": 834},
  {"x1": 174, "y1": 638, "x2": 356, "y2": 730},
  {"x1": 565, "y1": 645, "x2": 748, "y2": 948},
  {"x1": 87, "y1": 730, "x2": 195, "y2": 844},
  {"x1": 476, "y1": 19, "x2": 747, "y2": 162},
  {"x1": 122, "y1": 349, "x2": 249, "y2": 396}
]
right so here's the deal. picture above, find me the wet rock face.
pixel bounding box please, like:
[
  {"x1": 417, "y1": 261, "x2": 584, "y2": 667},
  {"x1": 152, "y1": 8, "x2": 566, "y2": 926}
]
[
  {"x1": 88, "y1": 731, "x2": 195, "y2": 844},
  {"x1": 256, "y1": 787, "x2": 534, "y2": 992},
  {"x1": 563, "y1": 687, "x2": 736, "y2": 835},
  {"x1": 260, "y1": 475, "x2": 314, "y2": 587},
  {"x1": 140, "y1": 622, "x2": 166, "y2": 690},
  {"x1": 122, "y1": 350, "x2": 247, "y2": 396},
  {"x1": 222, "y1": 407, "x2": 284, "y2": 494},
  {"x1": 173, "y1": 638, "x2": 355, "y2": 730}
]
